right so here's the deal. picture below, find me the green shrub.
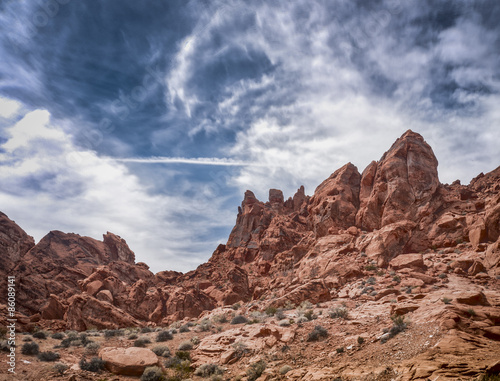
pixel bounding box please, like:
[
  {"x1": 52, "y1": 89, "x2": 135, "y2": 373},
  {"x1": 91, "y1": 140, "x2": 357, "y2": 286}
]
[
  {"x1": 128, "y1": 333, "x2": 138, "y2": 340},
  {"x1": 212, "y1": 314, "x2": 228, "y2": 324},
  {"x1": 467, "y1": 308, "x2": 476, "y2": 317},
  {"x1": 22, "y1": 336, "x2": 32, "y2": 342},
  {"x1": 388, "y1": 315, "x2": 407, "y2": 338},
  {"x1": 140, "y1": 366, "x2": 164, "y2": 381},
  {"x1": 134, "y1": 337, "x2": 151, "y2": 347},
  {"x1": 365, "y1": 264, "x2": 377, "y2": 271},
  {"x1": 329, "y1": 307, "x2": 348, "y2": 319},
  {"x1": 38, "y1": 351, "x2": 60, "y2": 362},
  {"x1": 275, "y1": 309, "x2": 286, "y2": 320},
  {"x1": 232, "y1": 303, "x2": 241, "y2": 310},
  {"x1": 194, "y1": 363, "x2": 224, "y2": 377},
  {"x1": 51, "y1": 332, "x2": 65, "y2": 340},
  {"x1": 336, "y1": 346, "x2": 344, "y2": 353},
  {"x1": 79, "y1": 357, "x2": 105, "y2": 372},
  {"x1": 231, "y1": 315, "x2": 248, "y2": 325},
  {"x1": 156, "y1": 330, "x2": 173, "y2": 342},
  {"x1": 366, "y1": 276, "x2": 376, "y2": 285},
  {"x1": 85, "y1": 341, "x2": 100, "y2": 355},
  {"x1": 247, "y1": 360, "x2": 266, "y2": 381},
  {"x1": 357, "y1": 336, "x2": 365, "y2": 345},
  {"x1": 52, "y1": 362, "x2": 68, "y2": 375},
  {"x1": 33, "y1": 331, "x2": 47, "y2": 340},
  {"x1": 304, "y1": 309, "x2": 316, "y2": 321},
  {"x1": 152, "y1": 345, "x2": 171, "y2": 357},
  {"x1": 231, "y1": 341, "x2": 249, "y2": 358},
  {"x1": 104, "y1": 329, "x2": 120, "y2": 338},
  {"x1": 442, "y1": 297, "x2": 452, "y2": 304},
  {"x1": 175, "y1": 351, "x2": 191, "y2": 361},
  {"x1": 265, "y1": 306, "x2": 277, "y2": 316},
  {"x1": 21, "y1": 342, "x2": 39, "y2": 355},
  {"x1": 307, "y1": 325, "x2": 328, "y2": 342},
  {"x1": 178, "y1": 341, "x2": 193, "y2": 351},
  {"x1": 141, "y1": 327, "x2": 153, "y2": 333},
  {"x1": 179, "y1": 324, "x2": 190, "y2": 333}
]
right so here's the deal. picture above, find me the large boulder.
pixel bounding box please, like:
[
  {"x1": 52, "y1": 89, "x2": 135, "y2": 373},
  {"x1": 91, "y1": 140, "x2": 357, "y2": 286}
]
[{"x1": 99, "y1": 347, "x2": 158, "y2": 376}]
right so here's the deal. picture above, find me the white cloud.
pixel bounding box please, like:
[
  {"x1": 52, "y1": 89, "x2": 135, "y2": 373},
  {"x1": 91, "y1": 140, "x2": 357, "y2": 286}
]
[
  {"x1": 0, "y1": 97, "x2": 22, "y2": 119},
  {"x1": 0, "y1": 102, "x2": 234, "y2": 273}
]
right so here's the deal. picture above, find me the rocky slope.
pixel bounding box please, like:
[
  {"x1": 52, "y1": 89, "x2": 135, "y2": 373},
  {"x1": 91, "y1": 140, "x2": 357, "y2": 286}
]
[{"x1": 1, "y1": 130, "x2": 499, "y2": 380}]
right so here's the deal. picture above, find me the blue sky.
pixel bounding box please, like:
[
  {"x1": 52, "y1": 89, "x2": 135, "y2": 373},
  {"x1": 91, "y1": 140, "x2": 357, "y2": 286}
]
[{"x1": 0, "y1": 0, "x2": 499, "y2": 272}]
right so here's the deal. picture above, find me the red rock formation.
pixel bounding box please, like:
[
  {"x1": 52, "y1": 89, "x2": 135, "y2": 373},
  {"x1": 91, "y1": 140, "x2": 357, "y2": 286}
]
[
  {"x1": 356, "y1": 130, "x2": 439, "y2": 231},
  {"x1": 2, "y1": 129, "x2": 500, "y2": 338}
]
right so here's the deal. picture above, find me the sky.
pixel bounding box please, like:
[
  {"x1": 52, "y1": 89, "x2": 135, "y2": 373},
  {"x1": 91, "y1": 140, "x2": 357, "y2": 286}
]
[{"x1": 0, "y1": 0, "x2": 499, "y2": 273}]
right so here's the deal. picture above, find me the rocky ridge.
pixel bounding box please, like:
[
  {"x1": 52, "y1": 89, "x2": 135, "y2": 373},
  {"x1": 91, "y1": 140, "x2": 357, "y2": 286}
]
[{"x1": 0, "y1": 130, "x2": 499, "y2": 380}]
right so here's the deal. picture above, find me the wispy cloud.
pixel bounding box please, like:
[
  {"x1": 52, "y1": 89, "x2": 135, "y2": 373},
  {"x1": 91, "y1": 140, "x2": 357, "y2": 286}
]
[{"x1": 113, "y1": 156, "x2": 269, "y2": 166}]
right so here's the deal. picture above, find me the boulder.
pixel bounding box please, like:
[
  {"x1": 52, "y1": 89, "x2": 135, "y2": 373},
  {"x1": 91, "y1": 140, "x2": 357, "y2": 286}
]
[
  {"x1": 99, "y1": 347, "x2": 158, "y2": 376},
  {"x1": 389, "y1": 254, "x2": 425, "y2": 271}
]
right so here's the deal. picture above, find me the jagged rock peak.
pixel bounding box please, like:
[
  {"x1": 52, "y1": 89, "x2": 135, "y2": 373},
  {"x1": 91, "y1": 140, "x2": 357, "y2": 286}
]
[
  {"x1": 356, "y1": 129, "x2": 439, "y2": 230},
  {"x1": 269, "y1": 189, "x2": 284, "y2": 204}
]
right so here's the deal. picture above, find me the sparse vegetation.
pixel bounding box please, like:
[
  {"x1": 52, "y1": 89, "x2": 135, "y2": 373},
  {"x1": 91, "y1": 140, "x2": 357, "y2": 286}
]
[
  {"x1": 141, "y1": 327, "x2": 153, "y2": 333},
  {"x1": 467, "y1": 308, "x2": 476, "y2": 317},
  {"x1": 232, "y1": 302, "x2": 241, "y2": 310},
  {"x1": 79, "y1": 357, "x2": 105, "y2": 372},
  {"x1": 329, "y1": 306, "x2": 349, "y2": 319},
  {"x1": 231, "y1": 315, "x2": 248, "y2": 325},
  {"x1": 212, "y1": 314, "x2": 228, "y2": 324},
  {"x1": 304, "y1": 309, "x2": 316, "y2": 321},
  {"x1": 51, "y1": 332, "x2": 65, "y2": 340},
  {"x1": 382, "y1": 315, "x2": 408, "y2": 343},
  {"x1": 85, "y1": 341, "x2": 100, "y2": 355},
  {"x1": 32, "y1": 331, "x2": 47, "y2": 340},
  {"x1": 104, "y1": 329, "x2": 122, "y2": 338},
  {"x1": 52, "y1": 362, "x2": 69, "y2": 375},
  {"x1": 128, "y1": 333, "x2": 139, "y2": 340},
  {"x1": 38, "y1": 351, "x2": 60, "y2": 362},
  {"x1": 307, "y1": 325, "x2": 328, "y2": 342},
  {"x1": 179, "y1": 324, "x2": 190, "y2": 333},
  {"x1": 357, "y1": 336, "x2": 365, "y2": 345},
  {"x1": 442, "y1": 297, "x2": 452, "y2": 304},
  {"x1": 140, "y1": 366, "x2": 164, "y2": 381},
  {"x1": 21, "y1": 342, "x2": 39, "y2": 355},
  {"x1": 365, "y1": 264, "x2": 377, "y2": 271},
  {"x1": 156, "y1": 330, "x2": 173, "y2": 342},
  {"x1": 134, "y1": 337, "x2": 152, "y2": 347},
  {"x1": 336, "y1": 346, "x2": 345, "y2": 353},
  {"x1": 265, "y1": 306, "x2": 277, "y2": 316},
  {"x1": 438, "y1": 273, "x2": 447, "y2": 279},
  {"x1": 366, "y1": 276, "x2": 376, "y2": 285},
  {"x1": 246, "y1": 360, "x2": 266, "y2": 381},
  {"x1": 392, "y1": 275, "x2": 401, "y2": 283},
  {"x1": 152, "y1": 345, "x2": 171, "y2": 357},
  {"x1": 178, "y1": 340, "x2": 193, "y2": 351},
  {"x1": 232, "y1": 341, "x2": 249, "y2": 358},
  {"x1": 194, "y1": 363, "x2": 224, "y2": 377},
  {"x1": 275, "y1": 308, "x2": 286, "y2": 320}
]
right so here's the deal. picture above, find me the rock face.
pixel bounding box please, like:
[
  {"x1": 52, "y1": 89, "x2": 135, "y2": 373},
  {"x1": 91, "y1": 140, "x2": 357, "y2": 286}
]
[
  {"x1": 0, "y1": 212, "x2": 35, "y2": 273},
  {"x1": 356, "y1": 130, "x2": 439, "y2": 231},
  {"x1": 308, "y1": 163, "x2": 361, "y2": 237},
  {"x1": 1, "y1": 129, "x2": 500, "y2": 343}
]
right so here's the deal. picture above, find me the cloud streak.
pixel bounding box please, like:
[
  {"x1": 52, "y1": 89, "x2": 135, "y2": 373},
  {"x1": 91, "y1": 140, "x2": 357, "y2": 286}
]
[{"x1": 113, "y1": 156, "x2": 270, "y2": 167}]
